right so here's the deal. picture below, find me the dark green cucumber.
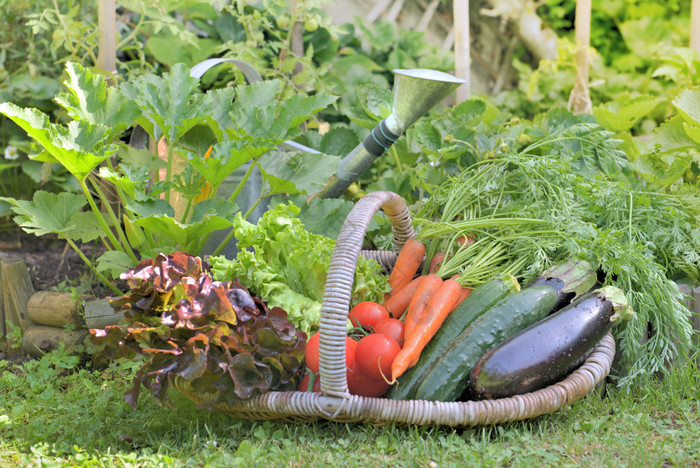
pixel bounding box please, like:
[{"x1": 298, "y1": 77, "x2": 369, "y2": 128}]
[
  {"x1": 412, "y1": 285, "x2": 559, "y2": 402},
  {"x1": 470, "y1": 286, "x2": 633, "y2": 399},
  {"x1": 386, "y1": 274, "x2": 520, "y2": 400}
]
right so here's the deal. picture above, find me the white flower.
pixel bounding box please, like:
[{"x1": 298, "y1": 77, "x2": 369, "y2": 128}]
[{"x1": 4, "y1": 145, "x2": 19, "y2": 160}]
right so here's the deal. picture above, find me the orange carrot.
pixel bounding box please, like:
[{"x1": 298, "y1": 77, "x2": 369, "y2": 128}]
[
  {"x1": 384, "y1": 276, "x2": 426, "y2": 319},
  {"x1": 427, "y1": 252, "x2": 446, "y2": 274},
  {"x1": 449, "y1": 274, "x2": 472, "y2": 306},
  {"x1": 457, "y1": 286, "x2": 472, "y2": 305},
  {"x1": 456, "y1": 234, "x2": 476, "y2": 247},
  {"x1": 402, "y1": 274, "x2": 442, "y2": 339},
  {"x1": 391, "y1": 278, "x2": 462, "y2": 381},
  {"x1": 388, "y1": 239, "x2": 425, "y2": 297}
]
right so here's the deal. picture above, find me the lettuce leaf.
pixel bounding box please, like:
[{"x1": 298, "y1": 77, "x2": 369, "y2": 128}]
[{"x1": 209, "y1": 202, "x2": 389, "y2": 334}]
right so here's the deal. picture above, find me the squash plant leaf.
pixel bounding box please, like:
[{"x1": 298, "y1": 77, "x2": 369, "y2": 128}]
[
  {"x1": 258, "y1": 150, "x2": 340, "y2": 196},
  {"x1": 182, "y1": 139, "x2": 273, "y2": 189},
  {"x1": 634, "y1": 117, "x2": 697, "y2": 186},
  {"x1": 0, "y1": 103, "x2": 115, "y2": 181},
  {"x1": 672, "y1": 87, "x2": 700, "y2": 127},
  {"x1": 229, "y1": 80, "x2": 337, "y2": 140},
  {"x1": 593, "y1": 94, "x2": 662, "y2": 132},
  {"x1": 134, "y1": 214, "x2": 234, "y2": 249},
  {"x1": 54, "y1": 62, "x2": 141, "y2": 140},
  {"x1": 121, "y1": 63, "x2": 205, "y2": 144},
  {"x1": 1, "y1": 191, "x2": 86, "y2": 237},
  {"x1": 96, "y1": 250, "x2": 137, "y2": 278}
]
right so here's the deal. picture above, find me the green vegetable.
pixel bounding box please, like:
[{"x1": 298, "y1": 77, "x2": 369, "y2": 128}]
[
  {"x1": 470, "y1": 286, "x2": 633, "y2": 399},
  {"x1": 411, "y1": 285, "x2": 558, "y2": 402},
  {"x1": 91, "y1": 251, "x2": 306, "y2": 409},
  {"x1": 386, "y1": 274, "x2": 520, "y2": 401},
  {"x1": 416, "y1": 114, "x2": 699, "y2": 388},
  {"x1": 209, "y1": 202, "x2": 389, "y2": 335}
]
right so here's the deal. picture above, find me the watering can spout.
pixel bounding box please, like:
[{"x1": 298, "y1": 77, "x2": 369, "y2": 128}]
[{"x1": 316, "y1": 68, "x2": 465, "y2": 199}]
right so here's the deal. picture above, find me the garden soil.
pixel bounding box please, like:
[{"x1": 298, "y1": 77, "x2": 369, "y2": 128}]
[{"x1": 0, "y1": 227, "x2": 110, "y2": 296}]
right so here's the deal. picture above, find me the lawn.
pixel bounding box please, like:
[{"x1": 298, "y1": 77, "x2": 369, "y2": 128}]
[{"x1": 1, "y1": 349, "x2": 698, "y2": 467}]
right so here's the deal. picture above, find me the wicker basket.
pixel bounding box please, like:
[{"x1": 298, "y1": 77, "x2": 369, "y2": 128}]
[{"x1": 172, "y1": 191, "x2": 615, "y2": 427}]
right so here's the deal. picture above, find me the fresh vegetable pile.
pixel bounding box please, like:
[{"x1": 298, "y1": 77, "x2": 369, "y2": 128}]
[
  {"x1": 91, "y1": 252, "x2": 306, "y2": 409},
  {"x1": 209, "y1": 202, "x2": 389, "y2": 335},
  {"x1": 412, "y1": 115, "x2": 699, "y2": 388}
]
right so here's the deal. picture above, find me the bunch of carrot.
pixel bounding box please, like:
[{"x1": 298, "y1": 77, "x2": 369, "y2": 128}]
[{"x1": 383, "y1": 239, "x2": 472, "y2": 383}]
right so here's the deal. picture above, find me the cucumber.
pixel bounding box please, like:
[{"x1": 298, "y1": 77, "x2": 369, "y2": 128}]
[
  {"x1": 470, "y1": 286, "x2": 633, "y2": 399},
  {"x1": 525, "y1": 258, "x2": 597, "y2": 313},
  {"x1": 386, "y1": 274, "x2": 520, "y2": 400},
  {"x1": 412, "y1": 285, "x2": 559, "y2": 402}
]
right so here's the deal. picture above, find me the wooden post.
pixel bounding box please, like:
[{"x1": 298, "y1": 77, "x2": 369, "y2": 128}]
[
  {"x1": 691, "y1": 0, "x2": 700, "y2": 54},
  {"x1": 453, "y1": 0, "x2": 470, "y2": 103},
  {"x1": 21, "y1": 326, "x2": 88, "y2": 358},
  {"x1": 1, "y1": 257, "x2": 36, "y2": 339},
  {"x1": 84, "y1": 298, "x2": 124, "y2": 329},
  {"x1": 98, "y1": 0, "x2": 117, "y2": 83},
  {"x1": 27, "y1": 292, "x2": 86, "y2": 329},
  {"x1": 570, "y1": 0, "x2": 592, "y2": 114}
]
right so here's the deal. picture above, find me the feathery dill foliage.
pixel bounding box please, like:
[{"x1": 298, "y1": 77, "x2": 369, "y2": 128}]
[{"x1": 417, "y1": 118, "x2": 700, "y2": 389}]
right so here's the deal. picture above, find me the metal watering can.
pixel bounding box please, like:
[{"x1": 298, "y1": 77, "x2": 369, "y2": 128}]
[
  {"x1": 191, "y1": 59, "x2": 466, "y2": 197},
  {"x1": 185, "y1": 60, "x2": 465, "y2": 256}
]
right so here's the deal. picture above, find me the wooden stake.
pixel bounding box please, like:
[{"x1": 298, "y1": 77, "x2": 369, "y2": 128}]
[
  {"x1": 570, "y1": 0, "x2": 592, "y2": 115},
  {"x1": 453, "y1": 0, "x2": 470, "y2": 103},
  {"x1": 1, "y1": 257, "x2": 36, "y2": 338},
  {"x1": 98, "y1": 0, "x2": 117, "y2": 84},
  {"x1": 84, "y1": 298, "x2": 124, "y2": 329},
  {"x1": 27, "y1": 292, "x2": 86, "y2": 329},
  {"x1": 21, "y1": 325, "x2": 88, "y2": 358},
  {"x1": 692, "y1": 0, "x2": 700, "y2": 54},
  {"x1": 0, "y1": 252, "x2": 7, "y2": 340}
]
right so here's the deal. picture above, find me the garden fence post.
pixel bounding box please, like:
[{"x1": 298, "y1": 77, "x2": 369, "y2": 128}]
[
  {"x1": 453, "y1": 0, "x2": 470, "y2": 103},
  {"x1": 571, "y1": 0, "x2": 592, "y2": 115},
  {"x1": 98, "y1": 0, "x2": 117, "y2": 83},
  {"x1": 691, "y1": 0, "x2": 700, "y2": 54},
  {"x1": 1, "y1": 257, "x2": 35, "y2": 343}
]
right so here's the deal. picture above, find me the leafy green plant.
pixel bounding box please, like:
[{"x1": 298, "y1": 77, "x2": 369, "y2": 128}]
[
  {"x1": 0, "y1": 61, "x2": 338, "y2": 293},
  {"x1": 91, "y1": 251, "x2": 306, "y2": 408}
]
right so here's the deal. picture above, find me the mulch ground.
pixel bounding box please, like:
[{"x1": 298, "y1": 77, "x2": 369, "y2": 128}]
[{"x1": 0, "y1": 227, "x2": 110, "y2": 296}]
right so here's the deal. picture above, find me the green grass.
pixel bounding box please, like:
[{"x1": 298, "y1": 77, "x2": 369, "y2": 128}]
[{"x1": 0, "y1": 348, "x2": 698, "y2": 467}]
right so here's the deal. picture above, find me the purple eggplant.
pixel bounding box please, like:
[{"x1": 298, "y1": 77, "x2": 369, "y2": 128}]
[{"x1": 470, "y1": 286, "x2": 633, "y2": 400}]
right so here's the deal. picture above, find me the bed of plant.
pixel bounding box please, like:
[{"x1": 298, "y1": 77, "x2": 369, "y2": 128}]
[
  {"x1": 0, "y1": 349, "x2": 698, "y2": 466},
  {"x1": 0, "y1": 0, "x2": 699, "y2": 462}
]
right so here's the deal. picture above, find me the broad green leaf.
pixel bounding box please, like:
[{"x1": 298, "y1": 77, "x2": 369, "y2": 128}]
[
  {"x1": 182, "y1": 139, "x2": 273, "y2": 189},
  {"x1": 127, "y1": 199, "x2": 175, "y2": 218},
  {"x1": 649, "y1": 116, "x2": 697, "y2": 152},
  {"x1": 682, "y1": 122, "x2": 700, "y2": 144},
  {"x1": 452, "y1": 98, "x2": 487, "y2": 124},
  {"x1": 145, "y1": 35, "x2": 220, "y2": 68},
  {"x1": 258, "y1": 150, "x2": 340, "y2": 196},
  {"x1": 134, "y1": 214, "x2": 233, "y2": 249},
  {"x1": 121, "y1": 63, "x2": 204, "y2": 144},
  {"x1": 672, "y1": 88, "x2": 700, "y2": 127},
  {"x1": 319, "y1": 127, "x2": 359, "y2": 156},
  {"x1": 99, "y1": 166, "x2": 151, "y2": 200},
  {"x1": 96, "y1": 250, "x2": 136, "y2": 278},
  {"x1": 116, "y1": 143, "x2": 166, "y2": 172},
  {"x1": 271, "y1": 195, "x2": 354, "y2": 239},
  {"x1": 593, "y1": 94, "x2": 661, "y2": 132},
  {"x1": 634, "y1": 149, "x2": 694, "y2": 186},
  {"x1": 0, "y1": 103, "x2": 115, "y2": 181},
  {"x1": 65, "y1": 211, "x2": 104, "y2": 242},
  {"x1": 230, "y1": 81, "x2": 337, "y2": 140},
  {"x1": 356, "y1": 85, "x2": 392, "y2": 121},
  {"x1": 54, "y1": 62, "x2": 141, "y2": 139},
  {"x1": 206, "y1": 87, "x2": 237, "y2": 139},
  {"x1": 2, "y1": 191, "x2": 86, "y2": 237},
  {"x1": 190, "y1": 198, "x2": 239, "y2": 223}
]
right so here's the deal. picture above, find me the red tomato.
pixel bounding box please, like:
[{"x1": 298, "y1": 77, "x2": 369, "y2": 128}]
[
  {"x1": 354, "y1": 333, "x2": 401, "y2": 381},
  {"x1": 373, "y1": 318, "x2": 405, "y2": 347},
  {"x1": 348, "y1": 302, "x2": 389, "y2": 329},
  {"x1": 298, "y1": 372, "x2": 322, "y2": 392},
  {"x1": 347, "y1": 362, "x2": 390, "y2": 397},
  {"x1": 304, "y1": 332, "x2": 357, "y2": 374}
]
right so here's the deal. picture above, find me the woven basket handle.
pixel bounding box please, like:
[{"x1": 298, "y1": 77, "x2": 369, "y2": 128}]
[{"x1": 318, "y1": 191, "x2": 415, "y2": 397}]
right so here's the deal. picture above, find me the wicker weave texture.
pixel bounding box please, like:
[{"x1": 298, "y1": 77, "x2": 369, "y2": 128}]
[{"x1": 172, "y1": 190, "x2": 615, "y2": 426}]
